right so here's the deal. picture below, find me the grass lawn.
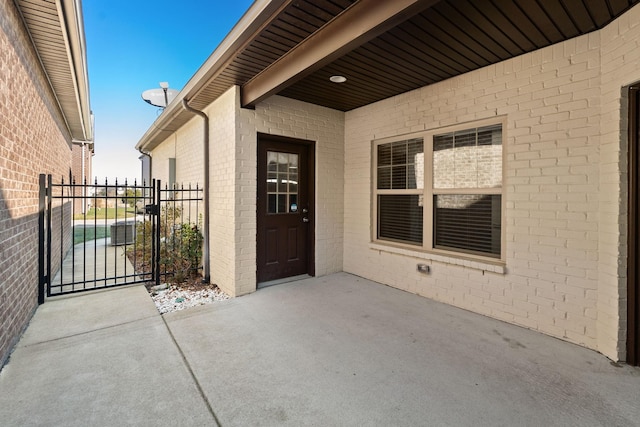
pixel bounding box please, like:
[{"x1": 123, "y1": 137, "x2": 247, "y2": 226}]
[
  {"x1": 73, "y1": 207, "x2": 136, "y2": 220},
  {"x1": 74, "y1": 225, "x2": 110, "y2": 245}
]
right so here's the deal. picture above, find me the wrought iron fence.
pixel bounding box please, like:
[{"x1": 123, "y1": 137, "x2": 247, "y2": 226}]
[{"x1": 39, "y1": 175, "x2": 203, "y2": 298}]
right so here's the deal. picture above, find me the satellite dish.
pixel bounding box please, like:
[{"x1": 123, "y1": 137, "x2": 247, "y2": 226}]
[{"x1": 141, "y1": 88, "x2": 179, "y2": 108}]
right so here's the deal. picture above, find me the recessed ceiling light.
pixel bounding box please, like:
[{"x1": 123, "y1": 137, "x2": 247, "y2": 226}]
[{"x1": 330, "y1": 75, "x2": 347, "y2": 83}]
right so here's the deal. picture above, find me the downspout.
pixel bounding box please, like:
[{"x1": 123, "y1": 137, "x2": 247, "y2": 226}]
[
  {"x1": 137, "y1": 148, "x2": 152, "y2": 185},
  {"x1": 182, "y1": 99, "x2": 210, "y2": 284},
  {"x1": 72, "y1": 139, "x2": 91, "y2": 212},
  {"x1": 81, "y1": 142, "x2": 86, "y2": 213}
]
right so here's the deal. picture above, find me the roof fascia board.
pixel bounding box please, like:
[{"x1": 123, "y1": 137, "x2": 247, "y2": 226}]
[
  {"x1": 240, "y1": 0, "x2": 440, "y2": 108},
  {"x1": 136, "y1": 0, "x2": 292, "y2": 151},
  {"x1": 184, "y1": 0, "x2": 292, "y2": 102}
]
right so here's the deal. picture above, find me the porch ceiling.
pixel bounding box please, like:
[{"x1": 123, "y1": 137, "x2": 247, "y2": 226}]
[
  {"x1": 138, "y1": 0, "x2": 640, "y2": 151},
  {"x1": 276, "y1": 0, "x2": 640, "y2": 111}
]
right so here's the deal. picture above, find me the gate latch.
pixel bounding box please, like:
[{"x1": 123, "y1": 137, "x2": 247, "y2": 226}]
[{"x1": 145, "y1": 204, "x2": 159, "y2": 215}]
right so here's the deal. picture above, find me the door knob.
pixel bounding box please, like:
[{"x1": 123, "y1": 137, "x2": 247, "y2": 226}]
[{"x1": 302, "y1": 217, "x2": 309, "y2": 223}]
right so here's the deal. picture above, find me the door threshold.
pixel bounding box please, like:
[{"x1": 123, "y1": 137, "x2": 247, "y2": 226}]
[{"x1": 257, "y1": 274, "x2": 311, "y2": 289}]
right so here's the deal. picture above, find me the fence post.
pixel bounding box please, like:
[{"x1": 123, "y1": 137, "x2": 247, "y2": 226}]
[
  {"x1": 46, "y1": 174, "x2": 53, "y2": 297},
  {"x1": 154, "y1": 180, "x2": 161, "y2": 287},
  {"x1": 38, "y1": 174, "x2": 46, "y2": 304}
]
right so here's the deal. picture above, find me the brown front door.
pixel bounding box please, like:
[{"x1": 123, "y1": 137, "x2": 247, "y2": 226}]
[{"x1": 257, "y1": 134, "x2": 314, "y2": 283}]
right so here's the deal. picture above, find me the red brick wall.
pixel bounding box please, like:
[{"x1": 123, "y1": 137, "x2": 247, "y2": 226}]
[{"x1": 0, "y1": 0, "x2": 74, "y2": 368}]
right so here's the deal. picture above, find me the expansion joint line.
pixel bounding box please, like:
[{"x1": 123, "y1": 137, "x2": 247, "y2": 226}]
[{"x1": 161, "y1": 316, "x2": 222, "y2": 427}]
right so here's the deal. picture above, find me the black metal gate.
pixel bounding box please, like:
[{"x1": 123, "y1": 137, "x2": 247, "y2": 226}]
[{"x1": 38, "y1": 175, "x2": 203, "y2": 301}]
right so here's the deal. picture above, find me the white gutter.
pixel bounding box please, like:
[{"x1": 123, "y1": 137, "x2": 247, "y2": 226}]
[{"x1": 58, "y1": 0, "x2": 93, "y2": 141}]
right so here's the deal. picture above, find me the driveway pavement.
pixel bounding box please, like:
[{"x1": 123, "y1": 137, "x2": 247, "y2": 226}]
[{"x1": 1, "y1": 273, "x2": 639, "y2": 426}]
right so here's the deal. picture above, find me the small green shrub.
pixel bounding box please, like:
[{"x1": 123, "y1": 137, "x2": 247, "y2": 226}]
[
  {"x1": 127, "y1": 209, "x2": 203, "y2": 284},
  {"x1": 163, "y1": 222, "x2": 204, "y2": 283}
]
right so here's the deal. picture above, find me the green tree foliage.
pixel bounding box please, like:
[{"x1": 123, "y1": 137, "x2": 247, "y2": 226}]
[{"x1": 121, "y1": 188, "x2": 142, "y2": 208}]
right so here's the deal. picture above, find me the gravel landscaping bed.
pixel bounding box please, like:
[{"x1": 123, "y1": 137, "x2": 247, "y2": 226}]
[{"x1": 149, "y1": 282, "x2": 230, "y2": 314}]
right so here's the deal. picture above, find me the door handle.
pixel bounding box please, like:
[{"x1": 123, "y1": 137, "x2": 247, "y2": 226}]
[{"x1": 302, "y1": 217, "x2": 309, "y2": 223}]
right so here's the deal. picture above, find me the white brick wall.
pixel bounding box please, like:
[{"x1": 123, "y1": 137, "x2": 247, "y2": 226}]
[
  {"x1": 150, "y1": 119, "x2": 204, "y2": 186},
  {"x1": 151, "y1": 87, "x2": 345, "y2": 297},
  {"x1": 204, "y1": 88, "x2": 237, "y2": 296},
  {"x1": 148, "y1": 95, "x2": 227, "y2": 293},
  {"x1": 146, "y1": 4, "x2": 640, "y2": 360},
  {"x1": 344, "y1": 4, "x2": 640, "y2": 360},
  {"x1": 239, "y1": 92, "x2": 345, "y2": 295},
  {"x1": 597, "y1": 4, "x2": 640, "y2": 360}
]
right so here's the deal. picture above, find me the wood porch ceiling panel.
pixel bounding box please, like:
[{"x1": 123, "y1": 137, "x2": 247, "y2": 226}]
[
  {"x1": 186, "y1": 0, "x2": 357, "y2": 111},
  {"x1": 277, "y1": 0, "x2": 640, "y2": 111},
  {"x1": 146, "y1": 0, "x2": 640, "y2": 150}
]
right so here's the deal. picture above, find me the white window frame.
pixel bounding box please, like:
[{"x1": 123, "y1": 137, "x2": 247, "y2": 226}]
[{"x1": 372, "y1": 117, "x2": 506, "y2": 263}]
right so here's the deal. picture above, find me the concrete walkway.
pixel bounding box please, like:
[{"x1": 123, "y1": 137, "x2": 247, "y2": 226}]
[
  {"x1": 51, "y1": 235, "x2": 137, "y2": 295},
  {"x1": 1, "y1": 273, "x2": 639, "y2": 426}
]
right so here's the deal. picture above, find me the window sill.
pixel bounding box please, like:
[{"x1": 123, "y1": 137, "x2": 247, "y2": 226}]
[{"x1": 368, "y1": 242, "x2": 506, "y2": 274}]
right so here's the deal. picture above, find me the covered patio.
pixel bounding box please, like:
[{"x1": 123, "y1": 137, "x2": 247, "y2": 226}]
[{"x1": 1, "y1": 274, "x2": 638, "y2": 426}]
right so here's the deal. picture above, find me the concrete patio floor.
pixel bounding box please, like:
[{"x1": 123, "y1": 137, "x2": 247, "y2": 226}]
[{"x1": 1, "y1": 273, "x2": 639, "y2": 426}]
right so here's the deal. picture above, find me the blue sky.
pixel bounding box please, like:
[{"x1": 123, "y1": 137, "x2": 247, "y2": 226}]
[{"x1": 84, "y1": 0, "x2": 254, "y2": 183}]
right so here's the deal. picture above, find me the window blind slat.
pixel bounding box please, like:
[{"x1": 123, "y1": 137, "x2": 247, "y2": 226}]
[
  {"x1": 433, "y1": 194, "x2": 501, "y2": 257},
  {"x1": 378, "y1": 195, "x2": 423, "y2": 245}
]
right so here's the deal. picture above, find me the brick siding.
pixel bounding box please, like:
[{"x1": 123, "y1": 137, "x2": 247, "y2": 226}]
[
  {"x1": 239, "y1": 92, "x2": 345, "y2": 295},
  {"x1": 146, "y1": 4, "x2": 640, "y2": 360},
  {"x1": 344, "y1": 4, "x2": 640, "y2": 361},
  {"x1": 0, "y1": 0, "x2": 74, "y2": 368},
  {"x1": 151, "y1": 87, "x2": 345, "y2": 297}
]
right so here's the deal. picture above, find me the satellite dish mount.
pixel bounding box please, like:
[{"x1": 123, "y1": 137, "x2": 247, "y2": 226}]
[{"x1": 142, "y1": 82, "x2": 179, "y2": 109}]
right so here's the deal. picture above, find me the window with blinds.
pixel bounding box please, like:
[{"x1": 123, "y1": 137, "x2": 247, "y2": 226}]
[
  {"x1": 432, "y1": 124, "x2": 502, "y2": 257},
  {"x1": 373, "y1": 121, "x2": 503, "y2": 259},
  {"x1": 433, "y1": 194, "x2": 501, "y2": 256},
  {"x1": 378, "y1": 194, "x2": 423, "y2": 244},
  {"x1": 375, "y1": 139, "x2": 424, "y2": 245}
]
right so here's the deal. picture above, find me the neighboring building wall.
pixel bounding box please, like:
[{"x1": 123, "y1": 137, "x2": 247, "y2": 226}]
[
  {"x1": 344, "y1": 5, "x2": 640, "y2": 361},
  {"x1": 0, "y1": 0, "x2": 73, "y2": 367},
  {"x1": 139, "y1": 154, "x2": 150, "y2": 185},
  {"x1": 71, "y1": 143, "x2": 93, "y2": 214},
  {"x1": 151, "y1": 122, "x2": 204, "y2": 188}
]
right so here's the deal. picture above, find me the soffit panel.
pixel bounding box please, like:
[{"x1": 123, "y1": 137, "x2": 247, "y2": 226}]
[
  {"x1": 187, "y1": 0, "x2": 358, "y2": 110},
  {"x1": 142, "y1": 0, "x2": 639, "y2": 149},
  {"x1": 17, "y1": 0, "x2": 87, "y2": 139},
  {"x1": 276, "y1": 0, "x2": 640, "y2": 111}
]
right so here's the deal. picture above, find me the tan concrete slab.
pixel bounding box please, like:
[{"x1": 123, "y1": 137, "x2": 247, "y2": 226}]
[
  {"x1": 165, "y1": 273, "x2": 640, "y2": 427},
  {"x1": 2, "y1": 273, "x2": 639, "y2": 427},
  {"x1": 21, "y1": 285, "x2": 157, "y2": 345},
  {"x1": 0, "y1": 285, "x2": 215, "y2": 427}
]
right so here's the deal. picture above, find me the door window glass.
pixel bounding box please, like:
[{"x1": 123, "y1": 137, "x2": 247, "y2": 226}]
[{"x1": 267, "y1": 151, "x2": 299, "y2": 214}]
